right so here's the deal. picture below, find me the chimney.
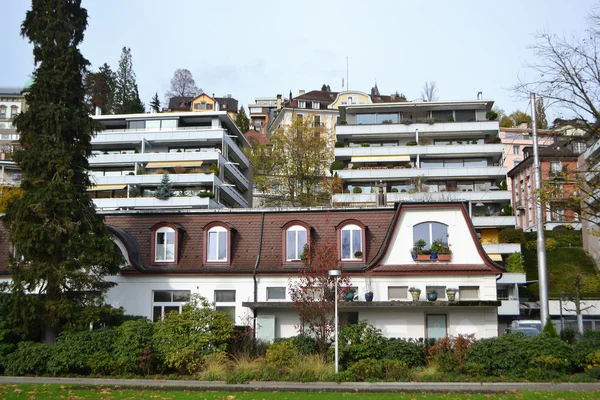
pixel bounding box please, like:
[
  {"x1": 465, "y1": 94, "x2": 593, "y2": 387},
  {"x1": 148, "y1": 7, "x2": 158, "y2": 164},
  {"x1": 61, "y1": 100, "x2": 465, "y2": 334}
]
[
  {"x1": 299, "y1": 90, "x2": 305, "y2": 96},
  {"x1": 95, "y1": 106, "x2": 102, "y2": 116},
  {"x1": 215, "y1": 101, "x2": 220, "y2": 111},
  {"x1": 227, "y1": 94, "x2": 232, "y2": 98},
  {"x1": 276, "y1": 94, "x2": 282, "y2": 110},
  {"x1": 477, "y1": 91, "x2": 482, "y2": 100}
]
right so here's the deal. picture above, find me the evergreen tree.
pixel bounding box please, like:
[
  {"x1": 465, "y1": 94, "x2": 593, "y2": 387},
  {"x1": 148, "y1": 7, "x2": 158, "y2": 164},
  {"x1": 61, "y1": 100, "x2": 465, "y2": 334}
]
[
  {"x1": 155, "y1": 173, "x2": 174, "y2": 200},
  {"x1": 149, "y1": 92, "x2": 161, "y2": 113},
  {"x1": 536, "y1": 97, "x2": 548, "y2": 129},
  {"x1": 84, "y1": 62, "x2": 115, "y2": 115},
  {"x1": 235, "y1": 106, "x2": 249, "y2": 132},
  {"x1": 113, "y1": 47, "x2": 145, "y2": 114},
  {"x1": 2, "y1": 0, "x2": 124, "y2": 343},
  {"x1": 321, "y1": 84, "x2": 331, "y2": 92}
]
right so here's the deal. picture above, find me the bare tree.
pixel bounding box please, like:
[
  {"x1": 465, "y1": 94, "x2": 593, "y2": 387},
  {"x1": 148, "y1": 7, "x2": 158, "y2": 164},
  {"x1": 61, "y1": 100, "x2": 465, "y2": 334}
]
[
  {"x1": 421, "y1": 81, "x2": 438, "y2": 102},
  {"x1": 165, "y1": 69, "x2": 201, "y2": 100}
]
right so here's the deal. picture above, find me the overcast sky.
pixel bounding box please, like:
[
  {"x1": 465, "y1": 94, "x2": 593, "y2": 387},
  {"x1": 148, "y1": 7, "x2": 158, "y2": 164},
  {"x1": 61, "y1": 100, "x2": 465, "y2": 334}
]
[{"x1": 1, "y1": 0, "x2": 596, "y2": 121}]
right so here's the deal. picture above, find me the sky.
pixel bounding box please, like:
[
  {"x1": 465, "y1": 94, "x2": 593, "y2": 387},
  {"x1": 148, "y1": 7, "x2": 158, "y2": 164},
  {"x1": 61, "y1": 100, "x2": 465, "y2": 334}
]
[{"x1": 1, "y1": 0, "x2": 597, "y2": 121}]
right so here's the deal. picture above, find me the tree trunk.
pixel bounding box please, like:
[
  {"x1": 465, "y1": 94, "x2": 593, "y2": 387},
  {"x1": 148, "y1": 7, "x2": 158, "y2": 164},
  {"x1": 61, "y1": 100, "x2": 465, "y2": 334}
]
[
  {"x1": 577, "y1": 313, "x2": 584, "y2": 335},
  {"x1": 43, "y1": 326, "x2": 58, "y2": 344}
]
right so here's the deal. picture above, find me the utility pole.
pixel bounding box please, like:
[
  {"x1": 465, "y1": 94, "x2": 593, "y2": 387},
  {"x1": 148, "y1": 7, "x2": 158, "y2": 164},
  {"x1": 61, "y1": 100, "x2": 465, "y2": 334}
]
[{"x1": 531, "y1": 92, "x2": 549, "y2": 326}]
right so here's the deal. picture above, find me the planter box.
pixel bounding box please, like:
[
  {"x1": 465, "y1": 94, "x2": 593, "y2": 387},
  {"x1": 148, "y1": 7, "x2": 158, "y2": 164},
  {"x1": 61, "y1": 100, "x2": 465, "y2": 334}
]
[
  {"x1": 416, "y1": 255, "x2": 430, "y2": 261},
  {"x1": 437, "y1": 254, "x2": 452, "y2": 261},
  {"x1": 415, "y1": 254, "x2": 452, "y2": 261}
]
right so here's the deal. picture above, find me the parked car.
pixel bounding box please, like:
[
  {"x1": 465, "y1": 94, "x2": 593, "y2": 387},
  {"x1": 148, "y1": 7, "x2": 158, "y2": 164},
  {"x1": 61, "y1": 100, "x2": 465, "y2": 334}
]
[
  {"x1": 511, "y1": 319, "x2": 542, "y2": 331},
  {"x1": 506, "y1": 327, "x2": 541, "y2": 336}
]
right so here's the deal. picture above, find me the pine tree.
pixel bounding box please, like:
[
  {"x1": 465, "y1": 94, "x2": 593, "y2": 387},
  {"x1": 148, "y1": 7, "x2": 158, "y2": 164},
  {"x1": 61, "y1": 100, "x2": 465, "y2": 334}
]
[
  {"x1": 235, "y1": 106, "x2": 249, "y2": 132},
  {"x1": 113, "y1": 47, "x2": 145, "y2": 114},
  {"x1": 2, "y1": 0, "x2": 124, "y2": 343},
  {"x1": 149, "y1": 92, "x2": 161, "y2": 113},
  {"x1": 155, "y1": 173, "x2": 174, "y2": 200},
  {"x1": 84, "y1": 63, "x2": 115, "y2": 115}
]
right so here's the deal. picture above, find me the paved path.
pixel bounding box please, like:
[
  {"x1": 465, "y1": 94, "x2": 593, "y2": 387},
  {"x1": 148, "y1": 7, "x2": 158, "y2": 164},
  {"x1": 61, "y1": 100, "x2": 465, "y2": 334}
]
[{"x1": 1, "y1": 376, "x2": 599, "y2": 392}]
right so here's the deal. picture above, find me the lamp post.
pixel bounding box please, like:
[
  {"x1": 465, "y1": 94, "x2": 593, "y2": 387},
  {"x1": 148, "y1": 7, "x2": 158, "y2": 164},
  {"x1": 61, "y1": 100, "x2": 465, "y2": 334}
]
[{"x1": 328, "y1": 268, "x2": 341, "y2": 374}]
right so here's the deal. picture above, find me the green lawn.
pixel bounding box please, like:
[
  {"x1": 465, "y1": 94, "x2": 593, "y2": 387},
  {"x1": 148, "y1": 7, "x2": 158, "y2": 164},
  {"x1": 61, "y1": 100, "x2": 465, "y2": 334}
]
[{"x1": 0, "y1": 385, "x2": 599, "y2": 400}]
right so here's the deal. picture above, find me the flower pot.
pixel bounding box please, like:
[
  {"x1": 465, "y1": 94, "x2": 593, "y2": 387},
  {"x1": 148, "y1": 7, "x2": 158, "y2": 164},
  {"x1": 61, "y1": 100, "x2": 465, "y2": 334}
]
[
  {"x1": 345, "y1": 291, "x2": 355, "y2": 302},
  {"x1": 365, "y1": 293, "x2": 374, "y2": 302},
  {"x1": 427, "y1": 292, "x2": 438, "y2": 301},
  {"x1": 430, "y1": 252, "x2": 438, "y2": 260},
  {"x1": 447, "y1": 292, "x2": 457, "y2": 301},
  {"x1": 438, "y1": 254, "x2": 451, "y2": 261},
  {"x1": 416, "y1": 254, "x2": 430, "y2": 261},
  {"x1": 410, "y1": 291, "x2": 421, "y2": 301},
  {"x1": 411, "y1": 253, "x2": 417, "y2": 260}
]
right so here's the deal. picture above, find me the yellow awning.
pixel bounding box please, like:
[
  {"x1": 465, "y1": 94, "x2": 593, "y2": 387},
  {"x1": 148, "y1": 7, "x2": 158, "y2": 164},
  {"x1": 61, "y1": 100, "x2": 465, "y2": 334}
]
[
  {"x1": 488, "y1": 253, "x2": 503, "y2": 261},
  {"x1": 146, "y1": 161, "x2": 204, "y2": 168},
  {"x1": 87, "y1": 185, "x2": 127, "y2": 191},
  {"x1": 351, "y1": 155, "x2": 410, "y2": 163}
]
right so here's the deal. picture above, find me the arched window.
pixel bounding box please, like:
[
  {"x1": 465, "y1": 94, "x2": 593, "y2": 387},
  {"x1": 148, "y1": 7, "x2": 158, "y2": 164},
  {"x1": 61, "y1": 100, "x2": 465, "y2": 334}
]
[
  {"x1": 207, "y1": 225, "x2": 228, "y2": 262},
  {"x1": 286, "y1": 225, "x2": 308, "y2": 261},
  {"x1": 340, "y1": 223, "x2": 364, "y2": 261},
  {"x1": 413, "y1": 222, "x2": 449, "y2": 250},
  {"x1": 155, "y1": 226, "x2": 176, "y2": 262}
]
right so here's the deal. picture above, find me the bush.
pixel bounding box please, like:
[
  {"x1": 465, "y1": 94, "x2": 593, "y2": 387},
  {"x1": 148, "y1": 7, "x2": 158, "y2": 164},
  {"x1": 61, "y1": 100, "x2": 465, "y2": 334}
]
[
  {"x1": 227, "y1": 355, "x2": 264, "y2": 383},
  {"x1": 541, "y1": 317, "x2": 559, "y2": 338},
  {"x1": 384, "y1": 338, "x2": 425, "y2": 368},
  {"x1": 486, "y1": 110, "x2": 498, "y2": 121},
  {"x1": 5, "y1": 341, "x2": 51, "y2": 376},
  {"x1": 360, "y1": 143, "x2": 371, "y2": 147},
  {"x1": 198, "y1": 191, "x2": 215, "y2": 199},
  {"x1": 199, "y1": 350, "x2": 230, "y2": 380},
  {"x1": 585, "y1": 350, "x2": 600, "y2": 379},
  {"x1": 265, "y1": 340, "x2": 298, "y2": 369},
  {"x1": 288, "y1": 354, "x2": 332, "y2": 382},
  {"x1": 390, "y1": 188, "x2": 399, "y2": 193},
  {"x1": 498, "y1": 228, "x2": 525, "y2": 244},
  {"x1": 406, "y1": 140, "x2": 418, "y2": 146},
  {"x1": 347, "y1": 358, "x2": 382, "y2": 380},
  {"x1": 573, "y1": 331, "x2": 600, "y2": 370},
  {"x1": 290, "y1": 334, "x2": 317, "y2": 355},
  {"x1": 352, "y1": 187, "x2": 362, "y2": 194},
  {"x1": 425, "y1": 335, "x2": 475, "y2": 373},
  {"x1": 381, "y1": 359, "x2": 410, "y2": 380},
  {"x1": 0, "y1": 343, "x2": 15, "y2": 374},
  {"x1": 505, "y1": 252, "x2": 525, "y2": 273},
  {"x1": 113, "y1": 319, "x2": 154, "y2": 374},
  {"x1": 334, "y1": 141, "x2": 344, "y2": 148},
  {"x1": 464, "y1": 336, "x2": 528, "y2": 377},
  {"x1": 338, "y1": 321, "x2": 386, "y2": 368},
  {"x1": 330, "y1": 160, "x2": 344, "y2": 173}
]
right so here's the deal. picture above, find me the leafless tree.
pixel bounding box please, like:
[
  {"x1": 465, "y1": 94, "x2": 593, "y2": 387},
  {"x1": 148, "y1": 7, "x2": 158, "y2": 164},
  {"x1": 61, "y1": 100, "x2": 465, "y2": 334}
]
[
  {"x1": 164, "y1": 69, "x2": 201, "y2": 100},
  {"x1": 421, "y1": 81, "x2": 438, "y2": 102}
]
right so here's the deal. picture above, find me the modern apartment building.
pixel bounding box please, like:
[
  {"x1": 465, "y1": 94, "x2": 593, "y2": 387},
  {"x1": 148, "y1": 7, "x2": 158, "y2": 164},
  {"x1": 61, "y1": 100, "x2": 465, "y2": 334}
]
[
  {"x1": 0, "y1": 84, "x2": 29, "y2": 186},
  {"x1": 89, "y1": 111, "x2": 253, "y2": 210},
  {"x1": 248, "y1": 96, "x2": 282, "y2": 136},
  {"x1": 331, "y1": 99, "x2": 517, "y2": 260},
  {"x1": 581, "y1": 139, "x2": 600, "y2": 269}
]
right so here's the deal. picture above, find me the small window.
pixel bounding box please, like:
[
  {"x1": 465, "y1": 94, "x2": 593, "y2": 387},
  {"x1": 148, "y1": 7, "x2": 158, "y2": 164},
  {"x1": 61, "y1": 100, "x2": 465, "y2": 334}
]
[
  {"x1": 155, "y1": 226, "x2": 176, "y2": 262},
  {"x1": 459, "y1": 286, "x2": 479, "y2": 300},
  {"x1": 286, "y1": 225, "x2": 307, "y2": 261},
  {"x1": 312, "y1": 101, "x2": 320, "y2": 109},
  {"x1": 426, "y1": 314, "x2": 447, "y2": 339},
  {"x1": 340, "y1": 224, "x2": 363, "y2": 261},
  {"x1": 10, "y1": 106, "x2": 18, "y2": 118},
  {"x1": 298, "y1": 100, "x2": 306, "y2": 108},
  {"x1": 216, "y1": 306, "x2": 235, "y2": 321},
  {"x1": 267, "y1": 287, "x2": 286, "y2": 300},
  {"x1": 388, "y1": 286, "x2": 408, "y2": 300},
  {"x1": 207, "y1": 226, "x2": 228, "y2": 262},
  {"x1": 0, "y1": 106, "x2": 6, "y2": 119},
  {"x1": 550, "y1": 161, "x2": 562, "y2": 174},
  {"x1": 215, "y1": 289, "x2": 236, "y2": 302},
  {"x1": 512, "y1": 145, "x2": 519, "y2": 155},
  {"x1": 222, "y1": 102, "x2": 227, "y2": 109},
  {"x1": 152, "y1": 290, "x2": 190, "y2": 322}
]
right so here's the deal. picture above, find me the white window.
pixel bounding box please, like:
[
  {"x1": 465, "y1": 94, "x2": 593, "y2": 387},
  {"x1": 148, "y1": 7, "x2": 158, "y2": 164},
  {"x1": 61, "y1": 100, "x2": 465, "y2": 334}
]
[
  {"x1": 312, "y1": 101, "x2": 320, "y2": 109},
  {"x1": 215, "y1": 290, "x2": 236, "y2": 322},
  {"x1": 512, "y1": 145, "x2": 519, "y2": 155},
  {"x1": 572, "y1": 142, "x2": 586, "y2": 154},
  {"x1": 155, "y1": 227, "x2": 175, "y2": 262},
  {"x1": 459, "y1": 286, "x2": 479, "y2": 300},
  {"x1": 0, "y1": 106, "x2": 6, "y2": 119},
  {"x1": 550, "y1": 161, "x2": 562, "y2": 174},
  {"x1": 413, "y1": 222, "x2": 449, "y2": 250},
  {"x1": 286, "y1": 225, "x2": 307, "y2": 261},
  {"x1": 267, "y1": 287, "x2": 286, "y2": 300},
  {"x1": 152, "y1": 290, "x2": 190, "y2": 321},
  {"x1": 341, "y1": 224, "x2": 362, "y2": 260},
  {"x1": 388, "y1": 286, "x2": 408, "y2": 300},
  {"x1": 207, "y1": 226, "x2": 228, "y2": 262},
  {"x1": 298, "y1": 100, "x2": 306, "y2": 108}
]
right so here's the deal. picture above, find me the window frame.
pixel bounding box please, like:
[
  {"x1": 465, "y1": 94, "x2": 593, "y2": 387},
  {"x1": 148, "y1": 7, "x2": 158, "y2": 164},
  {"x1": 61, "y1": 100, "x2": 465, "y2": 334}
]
[
  {"x1": 152, "y1": 290, "x2": 190, "y2": 322},
  {"x1": 337, "y1": 220, "x2": 366, "y2": 263},
  {"x1": 413, "y1": 221, "x2": 449, "y2": 250},
  {"x1": 150, "y1": 222, "x2": 180, "y2": 265},
  {"x1": 267, "y1": 287, "x2": 286, "y2": 300},
  {"x1": 214, "y1": 289, "x2": 236, "y2": 322},
  {"x1": 203, "y1": 222, "x2": 232, "y2": 265},
  {"x1": 282, "y1": 221, "x2": 311, "y2": 265}
]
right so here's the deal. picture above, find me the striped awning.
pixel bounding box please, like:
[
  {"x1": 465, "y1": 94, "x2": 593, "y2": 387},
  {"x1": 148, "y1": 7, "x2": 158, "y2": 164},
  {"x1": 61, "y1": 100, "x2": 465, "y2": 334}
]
[
  {"x1": 146, "y1": 161, "x2": 204, "y2": 168},
  {"x1": 351, "y1": 155, "x2": 410, "y2": 163},
  {"x1": 487, "y1": 253, "x2": 503, "y2": 261},
  {"x1": 87, "y1": 184, "x2": 127, "y2": 191}
]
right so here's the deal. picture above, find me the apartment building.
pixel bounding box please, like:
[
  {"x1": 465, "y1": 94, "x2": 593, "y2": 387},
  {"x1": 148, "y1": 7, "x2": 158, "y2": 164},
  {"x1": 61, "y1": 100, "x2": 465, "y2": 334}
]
[
  {"x1": 507, "y1": 144, "x2": 580, "y2": 231},
  {"x1": 248, "y1": 96, "x2": 282, "y2": 136},
  {"x1": 0, "y1": 83, "x2": 29, "y2": 186},
  {"x1": 580, "y1": 139, "x2": 600, "y2": 268},
  {"x1": 331, "y1": 99, "x2": 518, "y2": 260},
  {"x1": 89, "y1": 111, "x2": 253, "y2": 210},
  {"x1": 166, "y1": 93, "x2": 239, "y2": 120}
]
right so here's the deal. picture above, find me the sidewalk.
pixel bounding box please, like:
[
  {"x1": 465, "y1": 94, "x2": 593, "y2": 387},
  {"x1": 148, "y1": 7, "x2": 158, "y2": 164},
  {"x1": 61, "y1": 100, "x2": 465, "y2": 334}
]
[{"x1": 1, "y1": 376, "x2": 599, "y2": 392}]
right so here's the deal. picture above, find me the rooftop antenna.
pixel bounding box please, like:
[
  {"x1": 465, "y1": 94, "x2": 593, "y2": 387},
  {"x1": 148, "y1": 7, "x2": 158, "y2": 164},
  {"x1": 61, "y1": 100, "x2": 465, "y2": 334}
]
[{"x1": 346, "y1": 56, "x2": 349, "y2": 91}]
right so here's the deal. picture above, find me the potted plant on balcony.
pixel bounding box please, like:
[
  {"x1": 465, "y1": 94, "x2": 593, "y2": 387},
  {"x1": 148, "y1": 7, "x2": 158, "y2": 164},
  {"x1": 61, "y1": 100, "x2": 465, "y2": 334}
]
[
  {"x1": 409, "y1": 287, "x2": 421, "y2": 301},
  {"x1": 364, "y1": 271, "x2": 374, "y2": 301},
  {"x1": 426, "y1": 288, "x2": 438, "y2": 301},
  {"x1": 412, "y1": 239, "x2": 429, "y2": 261},
  {"x1": 446, "y1": 288, "x2": 458, "y2": 301},
  {"x1": 354, "y1": 251, "x2": 363, "y2": 260},
  {"x1": 430, "y1": 240, "x2": 452, "y2": 261}
]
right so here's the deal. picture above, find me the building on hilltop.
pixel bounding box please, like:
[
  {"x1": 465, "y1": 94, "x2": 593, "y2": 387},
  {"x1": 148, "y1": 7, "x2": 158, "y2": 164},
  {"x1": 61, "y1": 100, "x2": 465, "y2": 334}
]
[{"x1": 166, "y1": 93, "x2": 239, "y2": 120}]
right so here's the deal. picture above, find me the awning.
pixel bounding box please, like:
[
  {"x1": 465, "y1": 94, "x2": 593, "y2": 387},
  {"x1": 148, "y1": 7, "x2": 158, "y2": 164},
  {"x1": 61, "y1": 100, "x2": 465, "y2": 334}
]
[
  {"x1": 146, "y1": 161, "x2": 204, "y2": 168},
  {"x1": 87, "y1": 185, "x2": 127, "y2": 191},
  {"x1": 487, "y1": 253, "x2": 503, "y2": 261},
  {"x1": 351, "y1": 155, "x2": 410, "y2": 163}
]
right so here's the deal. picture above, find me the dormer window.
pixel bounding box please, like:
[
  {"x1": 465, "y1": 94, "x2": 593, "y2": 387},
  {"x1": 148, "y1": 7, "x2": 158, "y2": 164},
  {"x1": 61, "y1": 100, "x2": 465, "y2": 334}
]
[
  {"x1": 413, "y1": 222, "x2": 448, "y2": 250},
  {"x1": 222, "y1": 103, "x2": 227, "y2": 109},
  {"x1": 285, "y1": 224, "x2": 308, "y2": 262},
  {"x1": 298, "y1": 100, "x2": 306, "y2": 109},
  {"x1": 312, "y1": 102, "x2": 320, "y2": 109},
  {"x1": 337, "y1": 220, "x2": 366, "y2": 262},
  {"x1": 204, "y1": 222, "x2": 232, "y2": 264},
  {"x1": 153, "y1": 226, "x2": 175, "y2": 263}
]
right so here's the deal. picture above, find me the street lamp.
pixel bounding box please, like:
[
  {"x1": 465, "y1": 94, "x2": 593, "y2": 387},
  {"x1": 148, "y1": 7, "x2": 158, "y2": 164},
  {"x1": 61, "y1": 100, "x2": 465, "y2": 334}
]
[{"x1": 328, "y1": 268, "x2": 341, "y2": 374}]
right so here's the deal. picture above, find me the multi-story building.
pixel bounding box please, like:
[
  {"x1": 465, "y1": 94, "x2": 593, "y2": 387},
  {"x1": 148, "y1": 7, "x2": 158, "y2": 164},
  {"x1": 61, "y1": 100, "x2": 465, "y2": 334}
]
[
  {"x1": 248, "y1": 96, "x2": 283, "y2": 136},
  {"x1": 166, "y1": 93, "x2": 239, "y2": 120},
  {"x1": 0, "y1": 84, "x2": 28, "y2": 129},
  {"x1": 88, "y1": 111, "x2": 253, "y2": 209},
  {"x1": 580, "y1": 138, "x2": 600, "y2": 268},
  {"x1": 507, "y1": 143, "x2": 581, "y2": 231},
  {"x1": 0, "y1": 83, "x2": 30, "y2": 186},
  {"x1": 331, "y1": 99, "x2": 516, "y2": 261}
]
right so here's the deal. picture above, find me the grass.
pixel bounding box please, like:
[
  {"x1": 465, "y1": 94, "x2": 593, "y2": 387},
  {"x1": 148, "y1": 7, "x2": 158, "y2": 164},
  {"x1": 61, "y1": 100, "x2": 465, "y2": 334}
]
[{"x1": 0, "y1": 385, "x2": 599, "y2": 399}]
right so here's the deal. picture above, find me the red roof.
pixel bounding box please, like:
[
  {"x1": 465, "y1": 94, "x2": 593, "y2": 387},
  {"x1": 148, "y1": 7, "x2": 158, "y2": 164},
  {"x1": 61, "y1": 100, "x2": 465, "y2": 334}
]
[{"x1": 244, "y1": 130, "x2": 270, "y2": 145}]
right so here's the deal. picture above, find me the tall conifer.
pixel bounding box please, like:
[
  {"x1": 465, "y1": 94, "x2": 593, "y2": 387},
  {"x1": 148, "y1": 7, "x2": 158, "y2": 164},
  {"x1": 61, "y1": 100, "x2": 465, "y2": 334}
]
[{"x1": 2, "y1": 0, "x2": 124, "y2": 343}]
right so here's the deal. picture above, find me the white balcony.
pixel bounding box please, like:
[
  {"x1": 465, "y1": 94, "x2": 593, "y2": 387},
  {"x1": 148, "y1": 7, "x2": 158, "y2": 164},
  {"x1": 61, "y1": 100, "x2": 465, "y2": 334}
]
[
  {"x1": 498, "y1": 299, "x2": 520, "y2": 315},
  {"x1": 90, "y1": 173, "x2": 216, "y2": 186},
  {"x1": 93, "y1": 196, "x2": 218, "y2": 210},
  {"x1": 89, "y1": 151, "x2": 220, "y2": 166},
  {"x1": 335, "y1": 144, "x2": 504, "y2": 158},
  {"x1": 482, "y1": 243, "x2": 521, "y2": 254},
  {"x1": 92, "y1": 129, "x2": 226, "y2": 146},
  {"x1": 337, "y1": 166, "x2": 506, "y2": 180},
  {"x1": 336, "y1": 120, "x2": 499, "y2": 137},
  {"x1": 332, "y1": 190, "x2": 512, "y2": 204},
  {"x1": 471, "y1": 216, "x2": 516, "y2": 227}
]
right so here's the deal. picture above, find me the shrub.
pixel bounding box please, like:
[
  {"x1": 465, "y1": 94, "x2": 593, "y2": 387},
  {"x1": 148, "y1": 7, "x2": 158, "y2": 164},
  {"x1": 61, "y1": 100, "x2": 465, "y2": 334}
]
[
  {"x1": 586, "y1": 350, "x2": 600, "y2": 379},
  {"x1": 113, "y1": 319, "x2": 154, "y2": 374},
  {"x1": 486, "y1": 110, "x2": 498, "y2": 121},
  {"x1": 406, "y1": 140, "x2": 418, "y2": 146},
  {"x1": 352, "y1": 187, "x2": 362, "y2": 194},
  {"x1": 404, "y1": 163, "x2": 412, "y2": 169},
  {"x1": 5, "y1": 341, "x2": 51, "y2": 376},
  {"x1": 339, "y1": 120, "x2": 348, "y2": 125},
  {"x1": 209, "y1": 163, "x2": 220, "y2": 176},
  {"x1": 330, "y1": 160, "x2": 344, "y2": 173},
  {"x1": 288, "y1": 354, "x2": 332, "y2": 382},
  {"x1": 199, "y1": 351, "x2": 230, "y2": 381},
  {"x1": 360, "y1": 143, "x2": 371, "y2": 147},
  {"x1": 541, "y1": 317, "x2": 559, "y2": 338},
  {"x1": 464, "y1": 336, "x2": 528, "y2": 377},
  {"x1": 198, "y1": 191, "x2": 215, "y2": 199},
  {"x1": 381, "y1": 359, "x2": 410, "y2": 381},
  {"x1": 0, "y1": 343, "x2": 15, "y2": 374},
  {"x1": 390, "y1": 188, "x2": 399, "y2": 193},
  {"x1": 338, "y1": 321, "x2": 386, "y2": 368},
  {"x1": 265, "y1": 340, "x2": 298, "y2": 369},
  {"x1": 290, "y1": 334, "x2": 317, "y2": 355},
  {"x1": 381, "y1": 119, "x2": 393, "y2": 124},
  {"x1": 545, "y1": 237, "x2": 559, "y2": 251},
  {"x1": 384, "y1": 338, "x2": 425, "y2": 368},
  {"x1": 505, "y1": 252, "x2": 525, "y2": 273},
  {"x1": 227, "y1": 355, "x2": 264, "y2": 383},
  {"x1": 47, "y1": 328, "x2": 116, "y2": 376},
  {"x1": 498, "y1": 228, "x2": 525, "y2": 244},
  {"x1": 386, "y1": 164, "x2": 394, "y2": 169},
  {"x1": 572, "y1": 331, "x2": 600, "y2": 370},
  {"x1": 516, "y1": 335, "x2": 574, "y2": 373},
  {"x1": 334, "y1": 141, "x2": 344, "y2": 148},
  {"x1": 347, "y1": 358, "x2": 382, "y2": 380},
  {"x1": 425, "y1": 335, "x2": 475, "y2": 373}
]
